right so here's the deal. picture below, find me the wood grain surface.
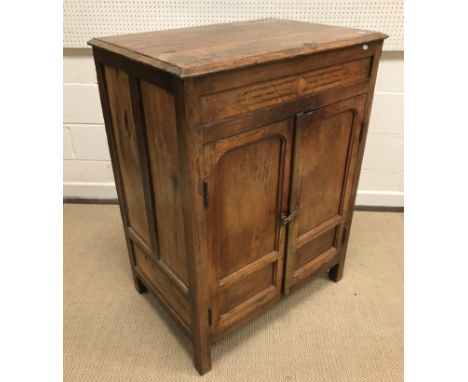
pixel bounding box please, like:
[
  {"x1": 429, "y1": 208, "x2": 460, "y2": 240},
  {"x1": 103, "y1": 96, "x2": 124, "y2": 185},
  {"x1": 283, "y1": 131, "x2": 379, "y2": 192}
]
[
  {"x1": 91, "y1": 20, "x2": 386, "y2": 374},
  {"x1": 89, "y1": 19, "x2": 387, "y2": 77}
]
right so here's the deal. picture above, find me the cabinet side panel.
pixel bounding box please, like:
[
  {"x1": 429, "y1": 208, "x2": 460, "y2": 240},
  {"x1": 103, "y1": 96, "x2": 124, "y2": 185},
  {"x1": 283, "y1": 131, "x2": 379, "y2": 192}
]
[
  {"x1": 103, "y1": 66, "x2": 150, "y2": 245},
  {"x1": 140, "y1": 80, "x2": 189, "y2": 286},
  {"x1": 133, "y1": 245, "x2": 191, "y2": 329}
]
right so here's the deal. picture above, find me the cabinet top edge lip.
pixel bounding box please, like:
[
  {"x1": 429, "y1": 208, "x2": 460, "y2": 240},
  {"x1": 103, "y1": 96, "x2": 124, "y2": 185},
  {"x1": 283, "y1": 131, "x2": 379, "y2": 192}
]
[{"x1": 87, "y1": 18, "x2": 388, "y2": 79}]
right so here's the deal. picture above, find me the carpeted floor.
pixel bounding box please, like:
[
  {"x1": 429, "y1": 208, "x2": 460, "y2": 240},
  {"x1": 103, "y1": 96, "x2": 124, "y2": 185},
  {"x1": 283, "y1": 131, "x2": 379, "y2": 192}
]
[{"x1": 64, "y1": 204, "x2": 403, "y2": 382}]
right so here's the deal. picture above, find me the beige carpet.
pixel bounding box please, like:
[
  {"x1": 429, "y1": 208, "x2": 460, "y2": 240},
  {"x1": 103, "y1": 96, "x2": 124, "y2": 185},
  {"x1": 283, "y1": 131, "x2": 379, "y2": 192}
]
[{"x1": 64, "y1": 204, "x2": 403, "y2": 382}]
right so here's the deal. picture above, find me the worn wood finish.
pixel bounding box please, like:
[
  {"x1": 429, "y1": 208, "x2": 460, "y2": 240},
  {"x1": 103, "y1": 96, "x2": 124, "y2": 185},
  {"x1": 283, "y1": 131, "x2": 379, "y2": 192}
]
[
  {"x1": 140, "y1": 80, "x2": 189, "y2": 286},
  {"x1": 203, "y1": 119, "x2": 292, "y2": 335},
  {"x1": 103, "y1": 66, "x2": 151, "y2": 246},
  {"x1": 90, "y1": 19, "x2": 386, "y2": 78},
  {"x1": 283, "y1": 95, "x2": 367, "y2": 293},
  {"x1": 92, "y1": 52, "x2": 146, "y2": 294},
  {"x1": 202, "y1": 80, "x2": 370, "y2": 143},
  {"x1": 89, "y1": 19, "x2": 386, "y2": 375},
  {"x1": 200, "y1": 58, "x2": 371, "y2": 124},
  {"x1": 173, "y1": 77, "x2": 212, "y2": 374},
  {"x1": 133, "y1": 245, "x2": 192, "y2": 330},
  {"x1": 329, "y1": 44, "x2": 385, "y2": 283}
]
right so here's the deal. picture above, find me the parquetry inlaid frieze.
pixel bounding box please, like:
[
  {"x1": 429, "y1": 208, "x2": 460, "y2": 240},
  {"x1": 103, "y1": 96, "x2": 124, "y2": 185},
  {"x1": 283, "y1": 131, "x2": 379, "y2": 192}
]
[{"x1": 200, "y1": 58, "x2": 371, "y2": 123}]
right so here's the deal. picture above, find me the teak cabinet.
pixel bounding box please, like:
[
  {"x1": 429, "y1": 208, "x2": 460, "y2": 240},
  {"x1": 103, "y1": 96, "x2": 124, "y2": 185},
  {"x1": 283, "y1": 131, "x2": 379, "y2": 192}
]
[{"x1": 89, "y1": 19, "x2": 387, "y2": 374}]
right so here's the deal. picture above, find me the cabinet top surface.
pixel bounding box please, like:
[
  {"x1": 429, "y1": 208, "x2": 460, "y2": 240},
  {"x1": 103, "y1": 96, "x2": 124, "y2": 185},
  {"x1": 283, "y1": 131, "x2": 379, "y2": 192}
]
[{"x1": 89, "y1": 18, "x2": 387, "y2": 78}]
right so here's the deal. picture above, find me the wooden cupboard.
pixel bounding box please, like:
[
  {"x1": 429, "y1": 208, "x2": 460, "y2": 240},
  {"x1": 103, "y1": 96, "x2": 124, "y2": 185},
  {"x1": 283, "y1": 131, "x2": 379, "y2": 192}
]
[{"x1": 89, "y1": 19, "x2": 387, "y2": 374}]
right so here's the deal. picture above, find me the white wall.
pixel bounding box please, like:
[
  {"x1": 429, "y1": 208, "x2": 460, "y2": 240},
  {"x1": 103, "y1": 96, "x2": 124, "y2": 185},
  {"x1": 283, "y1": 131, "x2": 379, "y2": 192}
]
[{"x1": 63, "y1": 49, "x2": 404, "y2": 206}]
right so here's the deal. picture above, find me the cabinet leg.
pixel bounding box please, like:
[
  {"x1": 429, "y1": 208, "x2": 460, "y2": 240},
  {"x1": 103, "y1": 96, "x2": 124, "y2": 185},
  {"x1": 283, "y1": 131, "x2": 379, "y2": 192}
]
[
  {"x1": 329, "y1": 261, "x2": 345, "y2": 283},
  {"x1": 133, "y1": 275, "x2": 148, "y2": 294},
  {"x1": 193, "y1": 337, "x2": 211, "y2": 375}
]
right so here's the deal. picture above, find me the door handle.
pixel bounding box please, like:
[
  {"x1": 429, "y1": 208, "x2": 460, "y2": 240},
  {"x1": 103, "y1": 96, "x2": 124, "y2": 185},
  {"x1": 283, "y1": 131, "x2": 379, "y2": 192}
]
[{"x1": 281, "y1": 207, "x2": 299, "y2": 225}]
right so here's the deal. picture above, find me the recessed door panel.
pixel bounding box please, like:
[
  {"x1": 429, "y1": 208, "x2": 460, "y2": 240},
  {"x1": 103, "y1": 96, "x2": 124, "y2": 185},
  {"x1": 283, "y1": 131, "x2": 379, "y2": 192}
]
[
  {"x1": 294, "y1": 228, "x2": 337, "y2": 271},
  {"x1": 204, "y1": 119, "x2": 293, "y2": 335},
  {"x1": 296, "y1": 112, "x2": 353, "y2": 236},
  {"x1": 284, "y1": 96, "x2": 367, "y2": 292},
  {"x1": 216, "y1": 136, "x2": 281, "y2": 277}
]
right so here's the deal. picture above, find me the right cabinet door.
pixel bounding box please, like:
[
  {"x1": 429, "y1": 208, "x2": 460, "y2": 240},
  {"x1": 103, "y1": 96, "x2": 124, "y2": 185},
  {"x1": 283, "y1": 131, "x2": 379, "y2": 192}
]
[{"x1": 283, "y1": 95, "x2": 367, "y2": 292}]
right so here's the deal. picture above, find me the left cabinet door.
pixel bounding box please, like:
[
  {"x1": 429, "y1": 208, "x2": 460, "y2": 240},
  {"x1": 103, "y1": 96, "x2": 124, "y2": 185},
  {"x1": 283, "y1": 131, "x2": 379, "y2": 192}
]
[{"x1": 203, "y1": 119, "x2": 293, "y2": 338}]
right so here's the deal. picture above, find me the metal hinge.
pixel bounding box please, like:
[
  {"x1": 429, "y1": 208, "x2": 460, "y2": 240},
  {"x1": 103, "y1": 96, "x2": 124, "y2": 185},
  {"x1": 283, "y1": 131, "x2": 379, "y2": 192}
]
[
  {"x1": 342, "y1": 228, "x2": 348, "y2": 245},
  {"x1": 203, "y1": 180, "x2": 209, "y2": 208},
  {"x1": 208, "y1": 308, "x2": 212, "y2": 326},
  {"x1": 359, "y1": 121, "x2": 366, "y2": 142},
  {"x1": 281, "y1": 207, "x2": 299, "y2": 225}
]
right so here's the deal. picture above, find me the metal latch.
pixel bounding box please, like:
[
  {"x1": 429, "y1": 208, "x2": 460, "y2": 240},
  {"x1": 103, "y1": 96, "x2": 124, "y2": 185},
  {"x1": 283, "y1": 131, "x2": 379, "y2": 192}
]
[{"x1": 281, "y1": 207, "x2": 299, "y2": 225}]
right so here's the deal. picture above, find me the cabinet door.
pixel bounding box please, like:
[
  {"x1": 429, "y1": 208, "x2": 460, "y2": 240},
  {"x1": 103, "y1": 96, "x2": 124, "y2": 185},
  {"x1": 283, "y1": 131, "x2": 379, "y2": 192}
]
[
  {"x1": 204, "y1": 119, "x2": 293, "y2": 337},
  {"x1": 283, "y1": 95, "x2": 367, "y2": 292}
]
